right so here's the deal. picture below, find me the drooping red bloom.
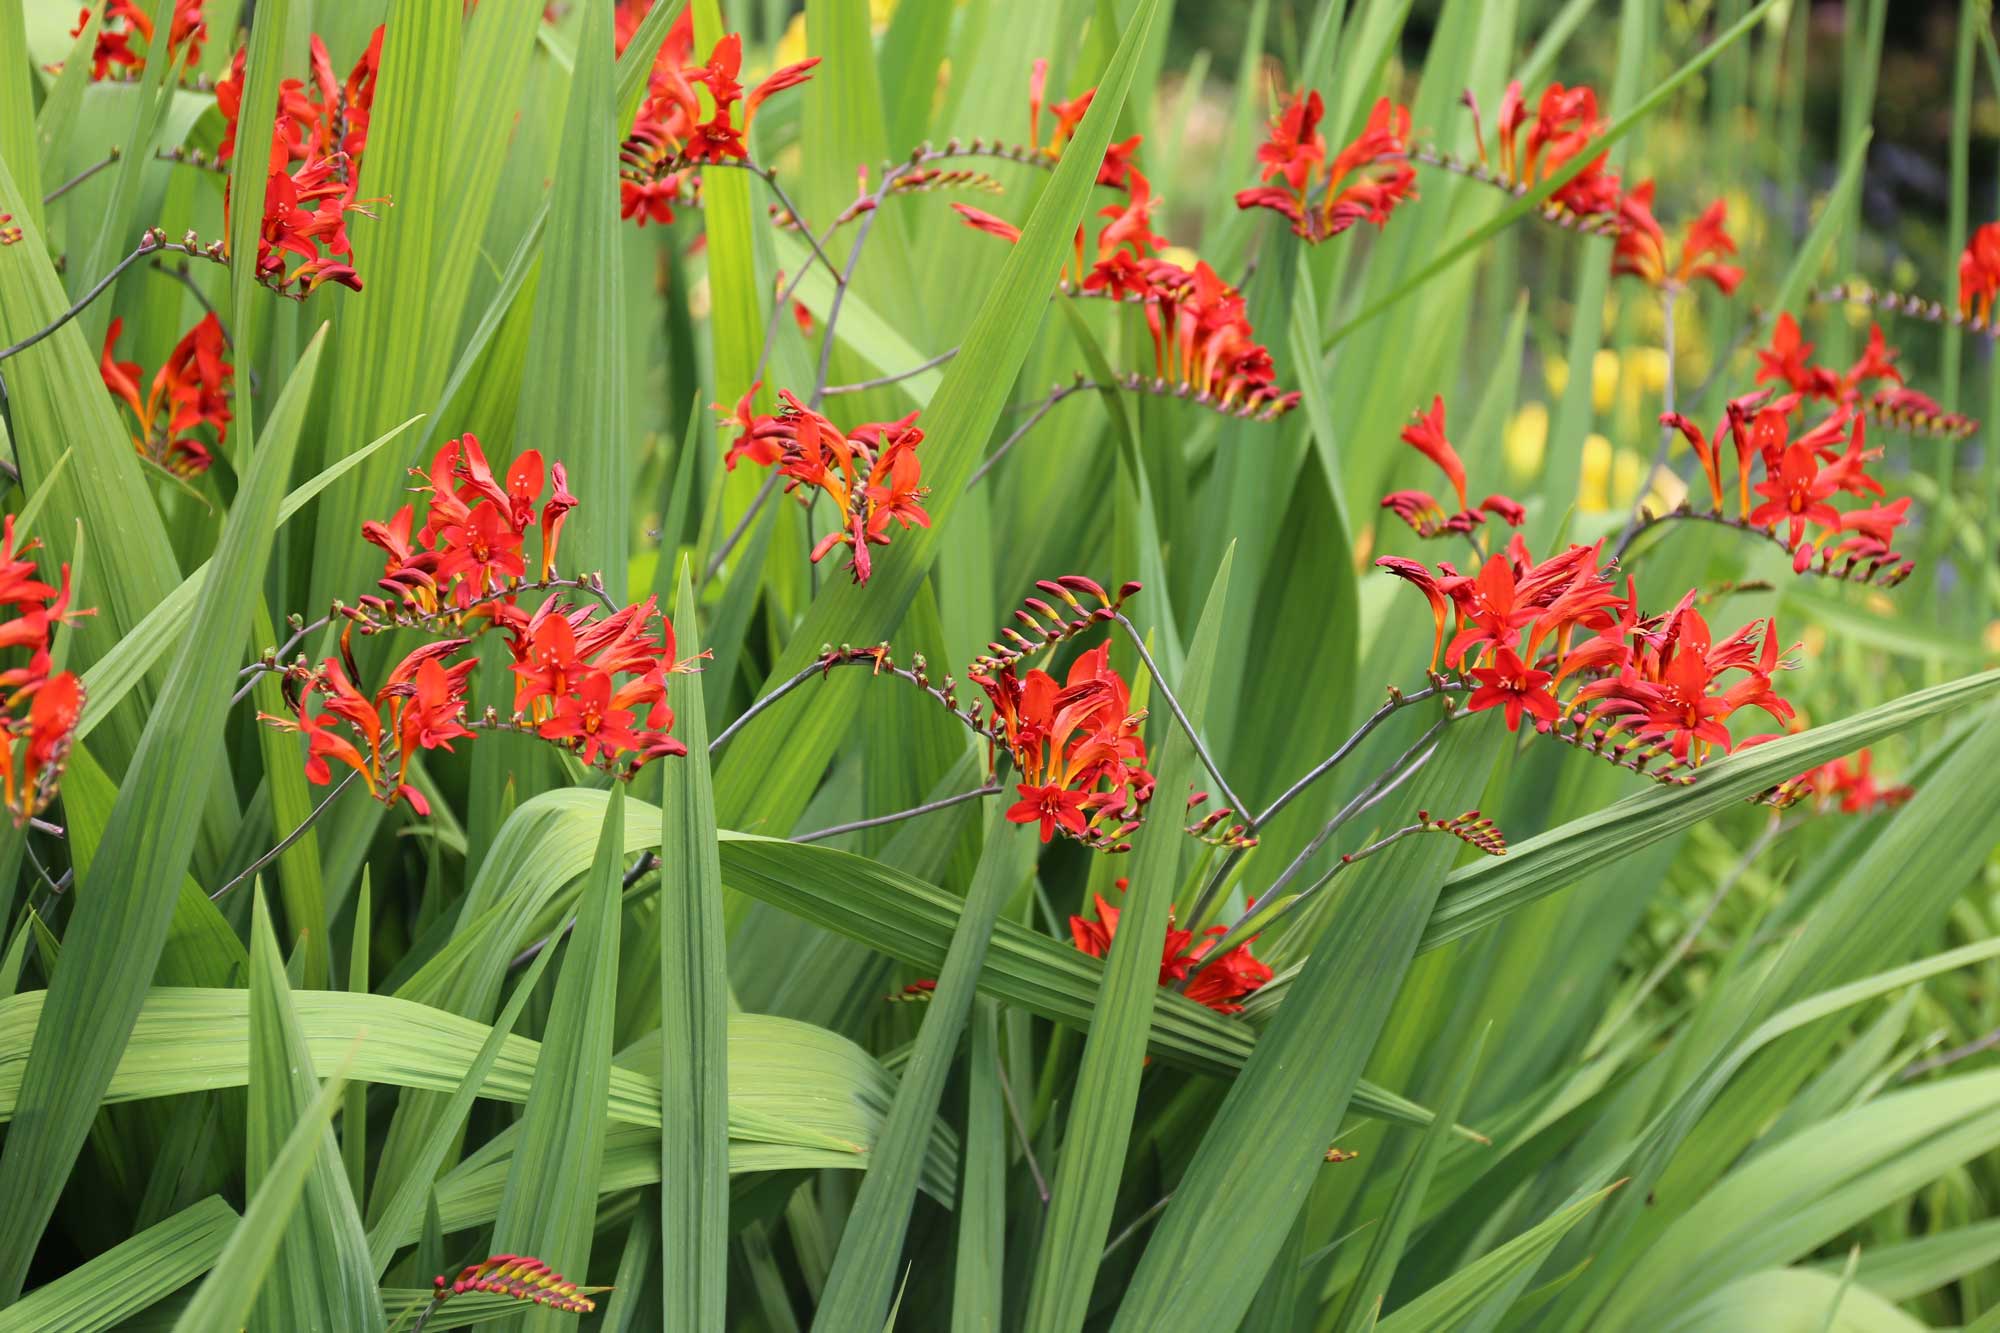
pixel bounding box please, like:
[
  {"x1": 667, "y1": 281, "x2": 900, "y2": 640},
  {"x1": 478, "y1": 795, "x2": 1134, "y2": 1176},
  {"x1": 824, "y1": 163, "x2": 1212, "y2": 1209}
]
[
  {"x1": 0, "y1": 516, "x2": 90, "y2": 823},
  {"x1": 98, "y1": 313, "x2": 233, "y2": 476},
  {"x1": 214, "y1": 27, "x2": 381, "y2": 297},
  {"x1": 1069, "y1": 887, "x2": 1271, "y2": 1014},
  {"x1": 1465, "y1": 80, "x2": 1623, "y2": 218},
  {"x1": 949, "y1": 203, "x2": 1022, "y2": 243},
  {"x1": 1783, "y1": 749, "x2": 1913, "y2": 814},
  {"x1": 1023, "y1": 58, "x2": 1137, "y2": 187},
  {"x1": 1611, "y1": 185, "x2": 1743, "y2": 295},
  {"x1": 1959, "y1": 221, "x2": 2000, "y2": 325},
  {"x1": 714, "y1": 392, "x2": 929, "y2": 583},
  {"x1": 615, "y1": 23, "x2": 817, "y2": 218},
  {"x1": 1235, "y1": 93, "x2": 1417, "y2": 242},
  {"x1": 66, "y1": 1, "x2": 207, "y2": 80},
  {"x1": 972, "y1": 636, "x2": 1153, "y2": 850},
  {"x1": 1380, "y1": 397, "x2": 1527, "y2": 541}
]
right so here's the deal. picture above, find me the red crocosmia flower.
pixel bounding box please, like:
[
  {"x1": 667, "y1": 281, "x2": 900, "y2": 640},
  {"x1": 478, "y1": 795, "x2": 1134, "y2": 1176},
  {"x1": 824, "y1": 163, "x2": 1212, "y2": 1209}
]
[
  {"x1": 744, "y1": 56, "x2": 821, "y2": 121},
  {"x1": 1010, "y1": 782, "x2": 1093, "y2": 842},
  {"x1": 1479, "y1": 494, "x2": 1527, "y2": 527},
  {"x1": 1068, "y1": 889, "x2": 1270, "y2": 1014},
  {"x1": 1464, "y1": 79, "x2": 1622, "y2": 217},
  {"x1": 621, "y1": 177, "x2": 679, "y2": 226},
  {"x1": 539, "y1": 669, "x2": 644, "y2": 765},
  {"x1": 98, "y1": 314, "x2": 234, "y2": 477},
  {"x1": 1611, "y1": 184, "x2": 1742, "y2": 295},
  {"x1": 1959, "y1": 221, "x2": 2000, "y2": 324},
  {"x1": 1754, "y1": 313, "x2": 1841, "y2": 400},
  {"x1": 1788, "y1": 749, "x2": 1913, "y2": 815},
  {"x1": 949, "y1": 202, "x2": 1022, "y2": 243},
  {"x1": 1236, "y1": 94, "x2": 1416, "y2": 242},
  {"x1": 1445, "y1": 555, "x2": 1539, "y2": 667},
  {"x1": 1376, "y1": 557, "x2": 1454, "y2": 671},
  {"x1": 1749, "y1": 443, "x2": 1841, "y2": 552},
  {"x1": 1400, "y1": 395, "x2": 1469, "y2": 513},
  {"x1": 716, "y1": 394, "x2": 929, "y2": 583},
  {"x1": 1468, "y1": 647, "x2": 1559, "y2": 731}
]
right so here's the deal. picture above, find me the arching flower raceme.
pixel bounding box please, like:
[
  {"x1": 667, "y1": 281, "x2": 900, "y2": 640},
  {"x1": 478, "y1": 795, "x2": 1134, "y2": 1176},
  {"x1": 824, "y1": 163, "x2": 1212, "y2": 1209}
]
[
  {"x1": 99, "y1": 313, "x2": 233, "y2": 476},
  {"x1": 616, "y1": 22, "x2": 819, "y2": 220},
  {"x1": 1234, "y1": 93, "x2": 1418, "y2": 242},
  {"x1": 214, "y1": 27, "x2": 381, "y2": 295},
  {"x1": 0, "y1": 518, "x2": 91, "y2": 824},
  {"x1": 1069, "y1": 883, "x2": 1272, "y2": 1014},
  {"x1": 1464, "y1": 80, "x2": 1623, "y2": 218},
  {"x1": 423, "y1": 1255, "x2": 598, "y2": 1320},
  {"x1": 972, "y1": 640, "x2": 1154, "y2": 849},
  {"x1": 1610, "y1": 185, "x2": 1743, "y2": 295},
  {"x1": 715, "y1": 389, "x2": 929, "y2": 583},
  {"x1": 1377, "y1": 538, "x2": 1795, "y2": 769},
  {"x1": 1024, "y1": 59, "x2": 1141, "y2": 187},
  {"x1": 1379, "y1": 397, "x2": 1529, "y2": 541}
]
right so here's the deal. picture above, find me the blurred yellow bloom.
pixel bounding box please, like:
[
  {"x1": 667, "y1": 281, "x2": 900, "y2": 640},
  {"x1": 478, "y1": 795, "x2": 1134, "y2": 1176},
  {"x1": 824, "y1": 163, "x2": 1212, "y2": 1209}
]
[
  {"x1": 776, "y1": 13, "x2": 808, "y2": 67},
  {"x1": 1627, "y1": 346, "x2": 1669, "y2": 396},
  {"x1": 1505, "y1": 402, "x2": 1548, "y2": 479},
  {"x1": 1985, "y1": 620, "x2": 2000, "y2": 655},
  {"x1": 1641, "y1": 464, "x2": 1688, "y2": 516},
  {"x1": 1611, "y1": 448, "x2": 1644, "y2": 507},
  {"x1": 872, "y1": 0, "x2": 899, "y2": 27},
  {"x1": 1591, "y1": 349, "x2": 1619, "y2": 413},
  {"x1": 1890, "y1": 256, "x2": 1920, "y2": 292},
  {"x1": 1545, "y1": 355, "x2": 1568, "y2": 398},
  {"x1": 1579, "y1": 433, "x2": 1613, "y2": 511},
  {"x1": 1159, "y1": 244, "x2": 1201, "y2": 271}
]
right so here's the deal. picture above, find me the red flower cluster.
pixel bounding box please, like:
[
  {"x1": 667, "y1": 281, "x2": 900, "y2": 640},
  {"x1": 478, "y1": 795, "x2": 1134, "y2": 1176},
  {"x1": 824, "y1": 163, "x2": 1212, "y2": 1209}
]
[
  {"x1": 717, "y1": 387, "x2": 928, "y2": 584},
  {"x1": 214, "y1": 27, "x2": 382, "y2": 295},
  {"x1": 67, "y1": 1, "x2": 206, "y2": 80},
  {"x1": 361, "y1": 435, "x2": 575, "y2": 615},
  {"x1": 1661, "y1": 389, "x2": 1911, "y2": 582},
  {"x1": 1757, "y1": 312, "x2": 1975, "y2": 441},
  {"x1": 1234, "y1": 93, "x2": 1418, "y2": 242},
  {"x1": 1027, "y1": 59, "x2": 1141, "y2": 189},
  {"x1": 1781, "y1": 749, "x2": 1913, "y2": 815},
  {"x1": 1381, "y1": 396, "x2": 1528, "y2": 541},
  {"x1": 0, "y1": 518, "x2": 89, "y2": 824},
  {"x1": 1465, "y1": 80, "x2": 1623, "y2": 218},
  {"x1": 99, "y1": 313, "x2": 232, "y2": 477},
  {"x1": 0, "y1": 213, "x2": 19, "y2": 246},
  {"x1": 1381, "y1": 542, "x2": 1794, "y2": 765},
  {"x1": 1069, "y1": 884, "x2": 1272, "y2": 1014},
  {"x1": 1611, "y1": 184, "x2": 1743, "y2": 295},
  {"x1": 429, "y1": 1255, "x2": 596, "y2": 1316},
  {"x1": 1958, "y1": 221, "x2": 2000, "y2": 325},
  {"x1": 975, "y1": 642, "x2": 1153, "y2": 846},
  {"x1": 265, "y1": 438, "x2": 692, "y2": 809},
  {"x1": 619, "y1": 20, "x2": 819, "y2": 226}
]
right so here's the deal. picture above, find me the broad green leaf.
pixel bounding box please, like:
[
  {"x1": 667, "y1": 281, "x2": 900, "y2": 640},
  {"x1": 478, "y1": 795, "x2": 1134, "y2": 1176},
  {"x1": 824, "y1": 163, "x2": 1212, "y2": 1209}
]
[
  {"x1": 1424, "y1": 671, "x2": 2000, "y2": 952},
  {"x1": 0, "y1": 0, "x2": 44, "y2": 218},
  {"x1": 812, "y1": 808, "x2": 1017, "y2": 1331},
  {"x1": 659, "y1": 567, "x2": 730, "y2": 1330},
  {"x1": 0, "y1": 1197, "x2": 238, "y2": 1333},
  {"x1": 245, "y1": 892, "x2": 382, "y2": 1331},
  {"x1": 1108, "y1": 717, "x2": 1504, "y2": 1332},
  {"x1": 1654, "y1": 1270, "x2": 1926, "y2": 1333},
  {"x1": 950, "y1": 1000, "x2": 1007, "y2": 1333},
  {"x1": 0, "y1": 325, "x2": 322, "y2": 1299},
  {"x1": 1375, "y1": 1184, "x2": 1622, "y2": 1332},
  {"x1": 169, "y1": 1058, "x2": 357, "y2": 1333},
  {"x1": 1023, "y1": 551, "x2": 1230, "y2": 1333},
  {"x1": 490, "y1": 783, "x2": 625, "y2": 1330}
]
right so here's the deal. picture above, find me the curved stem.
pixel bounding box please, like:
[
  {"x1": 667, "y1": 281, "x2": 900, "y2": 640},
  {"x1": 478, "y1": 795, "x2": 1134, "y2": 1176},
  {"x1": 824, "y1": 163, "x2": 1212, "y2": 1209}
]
[
  {"x1": 42, "y1": 149, "x2": 122, "y2": 205},
  {"x1": 0, "y1": 233, "x2": 218, "y2": 363},
  {"x1": 209, "y1": 771, "x2": 359, "y2": 902},
  {"x1": 792, "y1": 782, "x2": 1000, "y2": 844},
  {"x1": 701, "y1": 470, "x2": 781, "y2": 586},
  {"x1": 1109, "y1": 612, "x2": 1246, "y2": 818},
  {"x1": 965, "y1": 381, "x2": 1092, "y2": 490},
  {"x1": 821, "y1": 346, "x2": 960, "y2": 396}
]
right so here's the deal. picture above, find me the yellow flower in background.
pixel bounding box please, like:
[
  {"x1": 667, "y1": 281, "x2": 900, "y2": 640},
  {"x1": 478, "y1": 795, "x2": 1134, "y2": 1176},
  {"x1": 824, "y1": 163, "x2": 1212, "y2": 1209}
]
[
  {"x1": 1591, "y1": 348, "x2": 1619, "y2": 413},
  {"x1": 1641, "y1": 462, "x2": 1688, "y2": 515},
  {"x1": 1159, "y1": 244, "x2": 1202, "y2": 271},
  {"x1": 1505, "y1": 402, "x2": 1548, "y2": 479},
  {"x1": 1611, "y1": 447, "x2": 1644, "y2": 507},
  {"x1": 1890, "y1": 256, "x2": 1920, "y2": 292},
  {"x1": 1579, "y1": 432, "x2": 1613, "y2": 510},
  {"x1": 1800, "y1": 624, "x2": 1827, "y2": 657},
  {"x1": 1545, "y1": 354, "x2": 1568, "y2": 398},
  {"x1": 776, "y1": 12, "x2": 808, "y2": 67},
  {"x1": 1985, "y1": 620, "x2": 2000, "y2": 655},
  {"x1": 1627, "y1": 346, "x2": 1669, "y2": 396},
  {"x1": 871, "y1": 0, "x2": 899, "y2": 28}
]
